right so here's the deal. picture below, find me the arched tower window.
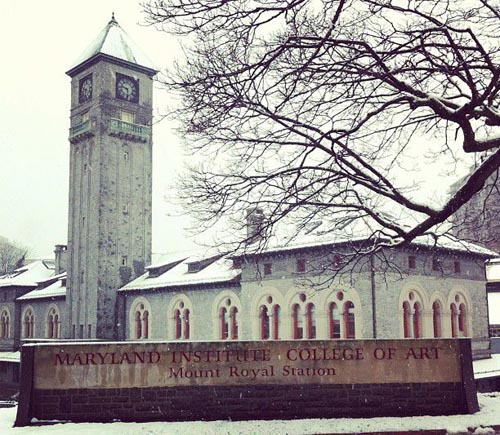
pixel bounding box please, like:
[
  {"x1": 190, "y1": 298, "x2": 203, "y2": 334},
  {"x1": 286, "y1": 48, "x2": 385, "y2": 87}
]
[
  {"x1": 432, "y1": 301, "x2": 442, "y2": 338},
  {"x1": 230, "y1": 307, "x2": 238, "y2": 340},
  {"x1": 344, "y1": 301, "x2": 356, "y2": 339},
  {"x1": 23, "y1": 307, "x2": 35, "y2": 339},
  {"x1": 0, "y1": 309, "x2": 10, "y2": 339},
  {"x1": 220, "y1": 307, "x2": 229, "y2": 340}
]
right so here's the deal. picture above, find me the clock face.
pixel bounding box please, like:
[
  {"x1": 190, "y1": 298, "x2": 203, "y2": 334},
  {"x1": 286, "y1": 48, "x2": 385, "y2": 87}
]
[
  {"x1": 79, "y1": 75, "x2": 92, "y2": 103},
  {"x1": 116, "y1": 75, "x2": 139, "y2": 102}
]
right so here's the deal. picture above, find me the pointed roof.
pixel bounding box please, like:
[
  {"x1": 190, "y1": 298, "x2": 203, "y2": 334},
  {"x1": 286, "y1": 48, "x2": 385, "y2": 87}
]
[{"x1": 66, "y1": 14, "x2": 157, "y2": 77}]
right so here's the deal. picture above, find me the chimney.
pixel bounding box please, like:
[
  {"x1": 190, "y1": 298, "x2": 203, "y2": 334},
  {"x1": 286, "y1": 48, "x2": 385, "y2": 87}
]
[
  {"x1": 246, "y1": 208, "x2": 265, "y2": 243},
  {"x1": 54, "y1": 244, "x2": 68, "y2": 274}
]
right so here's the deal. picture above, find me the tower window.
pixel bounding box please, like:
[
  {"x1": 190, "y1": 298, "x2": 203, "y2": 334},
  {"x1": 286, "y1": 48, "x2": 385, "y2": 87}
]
[
  {"x1": 123, "y1": 204, "x2": 129, "y2": 214},
  {"x1": 123, "y1": 151, "x2": 129, "y2": 161},
  {"x1": 432, "y1": 258, "x2": 441, "y2": 272},
  {"x1": 454, "y1": 261, "x2": 461, "y2": 274},
  {"x1": 82, "y1": 111, "x2": 90, "y2": 123},
  {"x1": 120, "y1": 110, "x2": 134, "y2": 123},
  {"x1": 121, "y1": 256, "x2": 128, "y2": 267}
]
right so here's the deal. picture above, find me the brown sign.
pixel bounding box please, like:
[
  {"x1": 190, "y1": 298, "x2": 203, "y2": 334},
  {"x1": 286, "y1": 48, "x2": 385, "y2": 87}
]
[{"x1": 33, "y1": 339, "x2": 462, "y2": 390}]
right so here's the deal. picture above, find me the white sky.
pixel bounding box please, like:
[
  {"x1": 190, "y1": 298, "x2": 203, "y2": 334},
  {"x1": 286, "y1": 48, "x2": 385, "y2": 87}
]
[{"x1": 0, "y1": 1, "x2": 197, "y2": 258}]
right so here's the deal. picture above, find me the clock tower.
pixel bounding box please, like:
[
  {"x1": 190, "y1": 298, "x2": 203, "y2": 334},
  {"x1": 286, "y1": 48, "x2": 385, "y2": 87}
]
[{"x1": 65, "y1": 15, "x2": 157, "y2": 339}]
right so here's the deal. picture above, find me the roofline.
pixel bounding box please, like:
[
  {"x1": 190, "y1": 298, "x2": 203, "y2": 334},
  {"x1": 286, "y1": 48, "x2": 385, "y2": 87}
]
[
  {"x1": 118, "y1": 277, "x2": 241, "y2": 294},
  {"x1": 16, "y1": 294, "x2": 66, "y2": 302},
  {"x1": 233, "y1": 237, "x2": 497, "y2": 260},
  {"x1": 66, "y1": 53, "x2": 158, "y2": 78}
]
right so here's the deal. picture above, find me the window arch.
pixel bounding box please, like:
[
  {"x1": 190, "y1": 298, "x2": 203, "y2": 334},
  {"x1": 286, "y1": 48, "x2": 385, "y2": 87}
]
[
  {"x1": 170, "y1": 297, "x2": 192, "y2": 340},
  {"x1": 129, "y1": 298, "x2": 152, "y2": 340},
  {"x1": 399, "y1": 288, "x2": 427, "y2": 338},
  {"x1": 432, "y1": 301, "x2": 442, "y2": 338},
  {"x1": 323, "y1": 289, "x2": 362, "y2": 339},
  {"x1": 290, "y1": 293, "x2": 316, "y2": 340},
  {"x1": 447, "y1": 290, "x2": 471, "y2": 338},
  {"x1": 255, "y1": 294, "x2": 281, "y2": 340},
  {"x1": 0, "y1": 308, "x2": 10, "y2": 339},
  {"x1": 22, "y1": 306, "x2": 35, "y2": 338},
  {"x1": 46, "y1": 306, "x2": 61, "y2": 339},
  {"x1": 213, "y1": 292, "x2": 241, "y2": 340}
]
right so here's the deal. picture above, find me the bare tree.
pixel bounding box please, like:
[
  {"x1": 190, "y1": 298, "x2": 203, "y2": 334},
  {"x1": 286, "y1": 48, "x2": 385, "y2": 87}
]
[
  {"x1": 0, "y1": 238, "x2": 27, "y2": 275},
  {"x1": 144, "y1": 0, "x2": 500, "y2": 254}
]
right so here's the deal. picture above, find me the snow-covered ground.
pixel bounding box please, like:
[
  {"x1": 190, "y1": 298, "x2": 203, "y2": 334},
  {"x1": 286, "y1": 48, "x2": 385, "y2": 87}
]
[{"x1": 0, "y1": 393, "x2": 499, "y2": 434}]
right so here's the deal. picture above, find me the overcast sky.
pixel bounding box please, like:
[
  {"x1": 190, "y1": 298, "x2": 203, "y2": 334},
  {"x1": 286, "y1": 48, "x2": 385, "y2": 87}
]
[{"x1": 0, "y1": 1, "x2": 197, "y2": 258}]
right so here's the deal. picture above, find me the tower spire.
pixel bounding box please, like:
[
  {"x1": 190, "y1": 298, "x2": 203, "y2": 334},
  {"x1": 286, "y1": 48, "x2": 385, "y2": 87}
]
[{"x1": 110, "y1": 12, "x2": 117, "y2": 24}]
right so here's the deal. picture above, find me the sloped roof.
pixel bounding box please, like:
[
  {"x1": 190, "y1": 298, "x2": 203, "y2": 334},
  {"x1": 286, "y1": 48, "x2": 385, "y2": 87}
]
[
  {"x1": 0, "y1": 260, "x2": 55, "y2": 288},
  {"x1": 119, "y1": 254, "x2": 240, "y2": 292},
  {"x1": 17, "y1": 273, "x2": 67, "y2": 301},
  {"x1": 67, "y1": 15, "x2": 157, "y2": 76}
]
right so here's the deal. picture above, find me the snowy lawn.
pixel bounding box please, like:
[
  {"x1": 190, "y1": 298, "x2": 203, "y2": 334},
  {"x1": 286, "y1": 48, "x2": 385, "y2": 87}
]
[{"x1": 0, "y1": 393, "x2": 499, "y2": 435}]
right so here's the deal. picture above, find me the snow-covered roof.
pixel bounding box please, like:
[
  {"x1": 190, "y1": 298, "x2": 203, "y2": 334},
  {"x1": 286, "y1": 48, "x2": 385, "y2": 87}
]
[
  {"x1": 473, "y1": 353, "x2": 500, "y2": 379},
  {"x1": 17, "y1": 273, "x2": 66, "y2": 301},
  {"x1": 0, "y1": 351, "x2": 20, "y2": 363},
  {"x1": 67, "y1": 15, "x2": 157, "y2": 76},
  {"x1": 0, "y1": 260, "x2": 55, "y2": 289},
  {"x1": 240, "y1": 220, "x2": 498, "y2": 259},
  {"x1": 119, "y1": 255, "x2": 240, "y2": 292},
  {"x1": 486, "y1": 259, "x2": 500, "y2": 282}
]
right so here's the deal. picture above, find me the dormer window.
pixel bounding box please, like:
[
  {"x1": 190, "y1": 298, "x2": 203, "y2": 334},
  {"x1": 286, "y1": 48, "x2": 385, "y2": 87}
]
[{"x1": 120, "y1": 110, "x2": 134, "y2": 123}]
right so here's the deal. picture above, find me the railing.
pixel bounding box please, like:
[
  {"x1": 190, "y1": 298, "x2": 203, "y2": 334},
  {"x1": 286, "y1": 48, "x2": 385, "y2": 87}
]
[
  {"x1": 109, "y1": 119, "x2": 150, "y2": 142},
  {"x1": 69, "y1": 120, "x2": 93, "y2": 143}
]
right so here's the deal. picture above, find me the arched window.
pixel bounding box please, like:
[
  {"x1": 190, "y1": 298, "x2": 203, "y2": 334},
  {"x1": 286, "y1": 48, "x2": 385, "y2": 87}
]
[
  {"x1": 450, "y1": 303, "x2": 458, "y2": 338},
  {"x1": 413, "y1": 302, "x2": 422, "y2": 338},
  {"x1": 329, "y1": 303, "x2": 341, "y2": 339},
  {"x1": 230, "y1": 307, "x2": 238, "y2": 340},
  {"x1": 260, "y1": 305, "x2": 270, "y2": 339},
  {"x1": 292, "y1": 304, "x2": 303, "y2": 339},
  {"x1": 23, "y1": 308, "x2": 35, "y2": 338},
  {"x1": 403, "y1": 301, "x2": 411, "y2": 338},
  {"x1": 432, "y1": 301, "x2": 442, "y2": 338},
  {"x1": 400, "y1": 290, "x2": 426, "y2": 339},
  {"x1": 344, "y1": 301, "x2": 356, "y2": 339},
  {"x1": 272, "y1": 305, "x2": 280, "y2": 340},
  {"x1": 458, "y1": 303, "x2": 467, "y2": 335},
  {"x1": 0, "y1": 309, "x2": 10, "y2": 339},
  {"x1": 215, "y1": 295, "x2": 240, "y2": 340},
  {"x1": 133, "y1": 302, "x2": 149, "y2": 339},
  {"x1": 46, "y1": 307, "x2": 60, "y2": 339},
  {"x1": 221, "y1": 307, "x2": 228, "y2": 339},
  {"x1": 172, "y1": 299, "x2": 191, "y2": 340},
  {"x1": 306, "y1": 303, "x2": 316, "y2": 339}
]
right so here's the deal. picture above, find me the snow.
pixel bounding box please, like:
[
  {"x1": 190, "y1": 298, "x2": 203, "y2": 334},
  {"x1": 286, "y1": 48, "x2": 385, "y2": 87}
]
[
  {"x1": 17, "y1": 274, "x2": 66, "y2": 301},
  {"x1": 0, "y1": 352, "x2": 19, "y2": 363},
  {"x1": 0, "y1": 393, "x2": 499, "y2": 434},
  {"x1": 119, "y1": 256, "x2": 239, "y2": 292},
  {"x1": 69, "y1": 17, "x2": 156, "y2": 72},
  {"x1": 473, "y1": 354, "x2": 500, "y2": 379},
  {"x1": 489, "y1": 293, "x2": 500, "y2": 325},
  {"x1": 486, "y1": 259, "x2": 500, "y2": 282},
  {"x1": 0, "y1": 261, "x2": 55, "y2": 289}
]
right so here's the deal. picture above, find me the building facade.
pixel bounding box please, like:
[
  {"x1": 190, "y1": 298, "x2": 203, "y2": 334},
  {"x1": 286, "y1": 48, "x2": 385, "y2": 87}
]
[{"x1": 0, "y1": 16, "x2": 497, "y2": 394}]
